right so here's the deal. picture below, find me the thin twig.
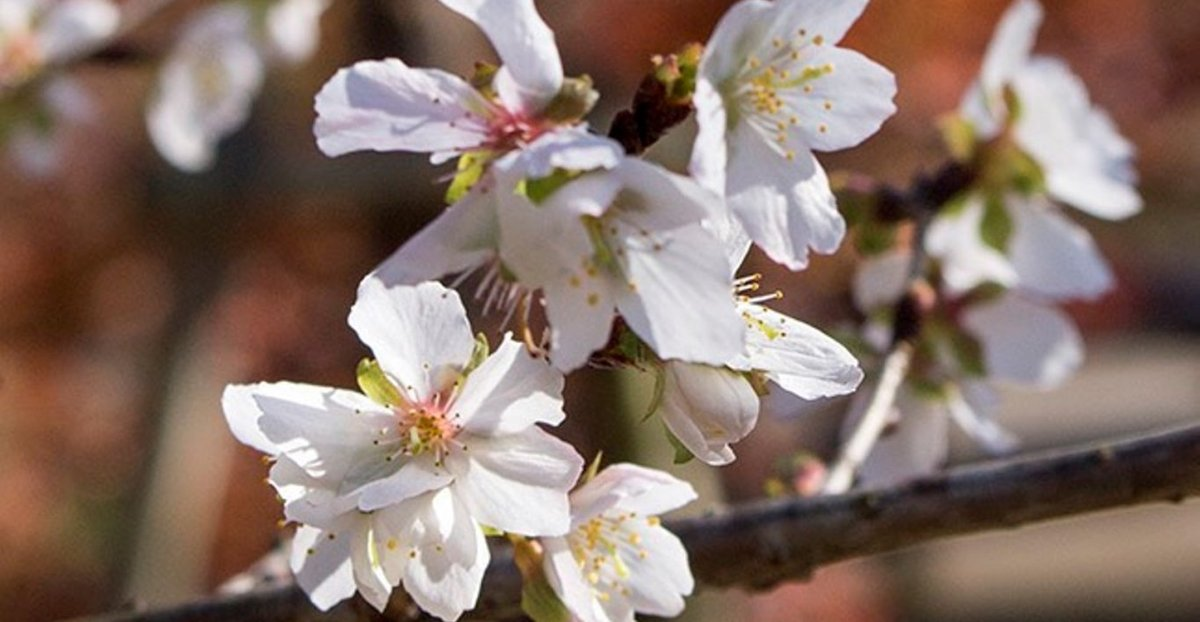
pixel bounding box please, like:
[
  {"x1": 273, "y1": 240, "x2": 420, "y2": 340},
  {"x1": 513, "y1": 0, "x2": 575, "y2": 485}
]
[{"x1": 78, "y1": 421, "x2": 1200, "y2": 622}]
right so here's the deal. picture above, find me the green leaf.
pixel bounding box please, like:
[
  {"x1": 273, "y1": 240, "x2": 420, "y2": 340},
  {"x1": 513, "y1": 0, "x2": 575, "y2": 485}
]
[
  {"x1": 445, "y1": 151, "x2": 491, "y2": 204},
  {"x1": 356, "y1": 358, "x2": 404, "y2": 407},
  {"x1": 521, "y1": 575, "x2": 572, "y2": 622},
  {"x1": 640, "y1": 365, "x2": 667, "y2": 422},
  {"x1": 541, "y1": 75, "x2": 599, "y2": 123},
  {"x1": 664, "y1": 425, "x2": 695, "y2": 465},
  {"x1": 980, "y1": 195, "x2": 1014, "y2": 252},
  {"x1": 479, "y1": 525, "x2": 505, "y2": 537},
  {"x1": 938, "y1": 113, "x2": 978, "y2": 162},
  {"x1": 463, "y1": 332, "x2": 491, "y2": 376},
  {"x1": 518, "y1": 168, "x2": 581, "y2": 204},
  {"x1": 855, "y1": 220, "x2": 897, "y2": 256}
]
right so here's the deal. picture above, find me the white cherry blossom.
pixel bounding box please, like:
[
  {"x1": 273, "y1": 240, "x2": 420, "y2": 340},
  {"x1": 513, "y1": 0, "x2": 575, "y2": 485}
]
[
  {"x1": 0, "y1": 0, "x2": 119, "y2": 87},
  {"x1": 541, "y1": 464, "x2": 696, "y2": 622},
  {"x1": 690, "y1": 0, "x2": 896, "y2": 270},
  {"x1": 2, "y1": 75, "x2": 92, "y2": 175},
  {"x1": 314, "y1": 0, "x2": 571, "y2": 164},
  {"x1": 223, "y1": 279, "x2": 583, "y2": 617},
  {"x1": 961, "y1": 0, "x2": 1142, "y2": 219}
]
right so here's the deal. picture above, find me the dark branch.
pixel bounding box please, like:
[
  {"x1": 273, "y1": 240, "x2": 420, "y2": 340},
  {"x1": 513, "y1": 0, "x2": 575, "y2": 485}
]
[{"x1": 80, "y1": 422, "x2": 1200, "y2": 622}]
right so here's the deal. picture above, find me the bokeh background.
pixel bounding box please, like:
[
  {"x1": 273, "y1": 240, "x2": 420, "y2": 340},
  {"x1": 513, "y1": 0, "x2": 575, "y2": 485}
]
[{"x1": 1, "y1": 1, "x2": 1198, "y2": 620}]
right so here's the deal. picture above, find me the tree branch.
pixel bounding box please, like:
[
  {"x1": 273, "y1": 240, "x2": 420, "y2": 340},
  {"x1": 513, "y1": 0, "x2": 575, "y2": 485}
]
[{"x1": 81, "y1": 421, "x2": 1200, "y2": 622}]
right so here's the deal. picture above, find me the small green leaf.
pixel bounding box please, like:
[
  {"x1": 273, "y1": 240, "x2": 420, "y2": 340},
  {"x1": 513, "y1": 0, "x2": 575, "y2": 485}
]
[
  {"x1": 445, "y1": 151, "x2": 492, "y2": 204},
  {"x1": 664, "y1": 425, "x2": 695, "y2": 465},
  {"x1": 855, "y1": 220, "x2": 897, "y2": 256},
  {"x1": 521, "y1": 574, "x2": 572, "y2": 622},
  {"x1": 479, "y1": 525, "x2": 506, "y2": 537},
  {"x1": 356, "y1": 358, "x2": 404, "y2": 407},
  {"x1": 980, "y1": 195, "x2": 1013, "y2": 252},
  {"x1": 463, "y1": 332, "x2": 491, "y2": 376},
  {"x1": 641, "y1": 366, "x2": 667, "y2": 422},
  {"x1": 938, "y1": 113, "x2": 978, "y2": 162},
  {"x1": 947, "y1": 330, "x2": 986, "y2": 377},
  {"x1": 583, "y1": 451, "x2": 604, "y2": 485},
  {"x1": 519, "y1": 168, "x2": 581, "y2": 204},
  {"x1": 541, "y1": 75, "x2": 599, "y2": 123}
]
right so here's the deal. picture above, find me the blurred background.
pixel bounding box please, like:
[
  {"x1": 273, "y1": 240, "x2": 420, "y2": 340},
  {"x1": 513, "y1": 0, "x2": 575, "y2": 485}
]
[{"x1": 1, "y1": 0, "x2": 1198, "y2": 620}]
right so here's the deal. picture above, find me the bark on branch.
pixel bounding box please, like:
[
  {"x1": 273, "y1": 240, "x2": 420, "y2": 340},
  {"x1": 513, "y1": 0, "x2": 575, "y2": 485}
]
[{"x1": 83, "y1": 421, "x2": 1200, "y2": 622}]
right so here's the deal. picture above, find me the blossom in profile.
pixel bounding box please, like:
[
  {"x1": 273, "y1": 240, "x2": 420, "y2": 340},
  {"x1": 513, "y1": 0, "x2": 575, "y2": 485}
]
[
  {"x1": 223, "y1": 279, "x2": 582, "y2": 618},
  {"x1": 314, "y1": 0, "x2": 589, "y2": 165},
  {"x1": 541, "y1": 464, "x2": 696, "y2": 622},
  {"x1": 690, "y1": 0, "x2": 896, "y2": 270},
  {"x1": 146, "y1": 0, "x2": 329, "y2": 171}
]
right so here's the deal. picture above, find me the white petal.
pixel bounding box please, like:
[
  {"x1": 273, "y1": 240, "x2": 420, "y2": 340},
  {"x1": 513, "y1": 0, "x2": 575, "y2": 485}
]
[
  {"x1": 767, "y1": 0, "x2": 870, "y2": 49},
  {"x1": 688, "y1": 78, "x2": 729, "y2": 196},
  {"x1": 541, "y1": 273, "x2": 618, "y2": 372},
  {"x1": 222, "y1": 383, "x2": 281, "y2": 455},
  {"x1": 947, "y1": 382, "x2": 1020, "y2": 456},
  {"x1": 702, "y1": 212, "x2": 754, "y2": 277},
  {"x1": 445, "y1": 429, "x2": 581, "y2": 536},
  {"x1": 853, "y1": 391, "x2": 949, "y2": 488},
  {"x1": 616, "y1": 222, "x2": 746, "y2": 366},
  {"x1": 696, "y1": 0, "x2": 774, "y2": 85},
  {"x1": 570, "y1": 463, "x2": 698, "y2": 524},
  {"x1": 453, "y1": 337, "x2": 566, "y2": 435},
  {"x1": 290, "y1": 523, "x2": 357, "y2": 611},
  {"x1": 437, "y1": 0, "x2": 563, "y2": 114},
  {"x1": 658, "y1": 362, "x2": 759, "y2": 466},
  {"x1": 924, "y1": 199, "x2": 1018, "y2": 295},
  {"x1": 619, "y1": 521, "x2": 693, "y2": 617},
  {"x1": 726, "y1": 133, "x2": 843, "y2": 270},
  {"x1": 611, "y1": 157, "x2": 724, "y2": 229},
  {"x1": 313, "y1": 59, "x2": 494, "y2": 158},
  {"x1": 348, "y1": 279, "x2": 475, "y2": 401},
  {"x1": 732, "y1": 304, "x2": 863, "y2": 399},
  {"x1": 851, "y1": 250, "x2": 909, "y2": 312},
  {"x1": 350, "y1": 522, "x2": 393, "y2": 612},
  {"x1": 508, "y1": 127, "x2": 623, "y2": 179},
  {"x1": 1007, "y1": 196, "x2": 1113, "y2": 300},
  {"x1": 960, "y1": 293, "x2": 1083, "y2": 389},
  {"x1": 37, "y1": 0, "x2": 119, "y2": 61},
  {"x1": 356, "y1": 458, "x2": 453, "y2": 512},
  {"x1": 782, "y1": 46, "x2": 896, "y2": 152},
  {"x1": 264, "y1": 0, "x2": 329, "y2": 63},
  {"x1": 542, "y1": 537, "x2": 604, "y2": 622},
  {"x1": 1013, "y1": 57, "x2": 1141, "y2": 219},
  {"x1": 270, "y1": 456, "x2": 347, "y2": 526},
  {"x1": 979, "y1": 0, "x2": 1043, "y2": 93},
  {"x1": 371, "y1": 184, "x2": 498, "y2": 286}
]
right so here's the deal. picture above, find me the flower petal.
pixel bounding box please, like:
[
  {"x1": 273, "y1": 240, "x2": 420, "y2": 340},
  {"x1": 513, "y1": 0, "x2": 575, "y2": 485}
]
[
  {"x1": 371, "y1": 184, "x2": 498, "y2": 286},
  {"x1": 290, "y1": 523, "x2": 357, "y2": 611},
  {"x1": 1008, "y1": 196, "x2": 1113, "y2": 300},
  {"x1": 542, "y1": 537, "x2": 604, "y2": 622},
  {"x1": 732, "y1": 304, "x2": 863, "y2": 399},
  {"x1": 947, "y1": 382, "x2": 1020, "y2": 456},
  {"x1": 437, "y1": 0, "x2": 563, "y2": 114},
  {"x1": 37, "y1": 0, "x2": 119, "y2": 61},
  {"x1": 960, "y1": 293, "x2": 1083, "y2": 389},
  {"x1": 979, "y1": 0, "x2": 1043, "y2": 94},
  {"x1": 853, "y1": 390, "x2": 949, "y2": 488},
  {"x1": 689, "y1": 78, "x2": 730, "y2": 195},
  {"x1": 313, "y1": 58, "x2": 494, "y2": 158},
  {"x1": 619, "y1": 521, "x2": 693, "y2": 617},
  {"x1": 507, "y1": 127, "x2": 623, "y2": 179},
  {"x1": 726, "y1": 131, "x2": 843, "y2": 270},
  {"x1": 541, "y1": 274, "x2": 618, "y2": 372},
  {"x1": 348, "y1": 279, "x2": 475, "y2": 401},
  {"x1": 222, "y1": 383, "x2": 282, "y2": 455},
  {"x1": 782, "y1": 45, "x2": 896, "y2": 152},
  {"x1": 569, "y1": 463, "x2": 698, "y2": 523},
  {"x1": 658, "y1": 362, "x2": 759, "y2": 466},
  {"x1": 851, "y1": 250, "x2": 909, "y2": 312},
  {"x1": 264, "y1": 0, "x2": 329, "y2": 63},
  {"x1": 445, "y1": 429, "x2": 582, "y2": 536},
  {"x1": 356, "y1": 457, "x2": 453, "y2": 512},
  {"x1": 924, "y1": 198, "x2": 1018, "y2": 295},
  {"x1": 453, "y1": 338, "x2": 566, "y2": 435}
]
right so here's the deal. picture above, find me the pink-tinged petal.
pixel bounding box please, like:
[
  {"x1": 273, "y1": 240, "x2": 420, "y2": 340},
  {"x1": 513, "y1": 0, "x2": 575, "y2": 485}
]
[
  {"x1": 349, "y1": 279, "x2": 475, "y2": 400},
  {"x1": 1008, "y1": 197, "x2": 1113, "y2": 300},
  {"x1": 437, "y1": 0, "x2": 562, "y2": 114},
  {"x1": 924, "y1": 199, "x2": 1018, "y2": 295},
  {"x1": 853, "y1": 390, "x2": 949, "y2": 488},
  {"x1": 851, "y1": 250, "x2": 909, "y2": 312},
  {"x1": 616, "y1": 223, "x2": 746, "y2": 366},
  {"x1": 290, "y1": 523, "x2": 357, "y2": 611},
  {"x1": 445, "y1": 429, "x2": 582, "y2": 536},
  {"x1": 961, "y1": 293, "x2": 1083, "y2": 389},
  {"x1": 658, "y1": 362, "x2": 759, "y2": 466},
  {"x1": 948, "y1": 382, "x2": 1020, "y2": 456},
  {"x1": 1013, "y1": 57, "x2": 1141, "y2": 220},
  {"x1": 387, "y1": 489, "x2": 489, "y2": 622},
  {"x1": 732, "y1": 304, "x2": 863, "y2": 399},
  {"x1": 570, "y1": 463, "x2": 698, "y2": 524},
  {"x1": 726, "y1": 130, "x2": 843, "y2": 270},
  {"x1": 782, "y1": 46, "x2": 896, "y2": 152},
  {"x1": 314, "y1": 59, "x2": 494, "y2": 158},
  {"x1": 371, "y1": 185, "x2": 498, "y2": 286},
  {"x1": 689, "y1": 78, "x2": 729, "y2": 195},
  {"x1": 542, "y1": 537, "x2": 604, "y2": 622},
  {"x1": 453, "y1": 338, "x2": 565, "y2": 435}
]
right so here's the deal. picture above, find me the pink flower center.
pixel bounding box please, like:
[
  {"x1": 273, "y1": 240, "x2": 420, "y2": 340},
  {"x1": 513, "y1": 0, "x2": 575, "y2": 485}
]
[{"x1": 393, "y1": 396, "x2": 461, "y2": 463}]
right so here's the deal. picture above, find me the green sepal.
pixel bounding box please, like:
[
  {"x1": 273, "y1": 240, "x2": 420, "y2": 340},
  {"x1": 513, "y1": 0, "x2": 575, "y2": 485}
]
[
  {"x1": 470, "y1": 61, "x2": 499, "y2": 100},
  {"x1": 582, "y1": 451, "x2": 604, "y2": 485},
  {"x1": 946, "y1": 329, "x2": 986, "y2": 378},
  {"x1": 517, "y1": 168, "x2": 581, "y2": 205},
  {"x1": 541, "y1": 75, "x2": 599, "y2": 123},
  {"x1": 356, "y1": 358, "x2": 404, "y2": 407},
  {"x1": 521, "y1": 574, "x2": 572, "y2": 622},
  {"x1": 446, "y1": 151, "x2": 492, "y2": 204},
  {"x1": 664, "y1": 424, "x2": 695, "y2": 465},
  {"x1": 938, "y1": 113, "x2": 978, "y2": 162},
  {"x1": 463, "y1": 332, "x2": 491, "y2": 376},
  {"x1": 480, "y1": 525, "x2": 506, "y2": 537},
  {"x1": 641, "y1": 365, "x2": 668, "y2": 422},
  {"x1": 979, "y1": 195, "x2": 1014, "y2": 253}
]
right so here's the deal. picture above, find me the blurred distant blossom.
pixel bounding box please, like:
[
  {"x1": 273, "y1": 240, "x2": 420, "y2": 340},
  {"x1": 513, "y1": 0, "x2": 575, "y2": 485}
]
[
  {"x1": 540, "y1": 464, "x2": 696, "y2": 622},
  {"x1": 147, "y1": 0, "x2": 329, "y2": 171},
  {"x1": 2, "y1": 75, "x2": 91, "y2": 174},
  {"x1": 223, "y1": 280, "x2": 582, "y2": 618},
  {"x1": 0, "y1": 0, "x2": 118, "y2": 87},
  {"x1": 315, "y1": 0, "x2": 594, "y2": 167},
  {"x1": 690, "y1": 0, "x2": 896, "y2": 271}
]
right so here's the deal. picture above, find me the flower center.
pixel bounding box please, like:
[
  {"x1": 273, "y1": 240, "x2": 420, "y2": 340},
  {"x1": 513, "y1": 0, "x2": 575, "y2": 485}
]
[
  {"x1": 393, "y1": 398, "x2": 460, "y2": 462},
  {"x1": 733, "y1": 28, "x2": 837, "y2": 160},
  {"x1": 567, "y1": 512, "x2": 658, "y2": 604}
]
